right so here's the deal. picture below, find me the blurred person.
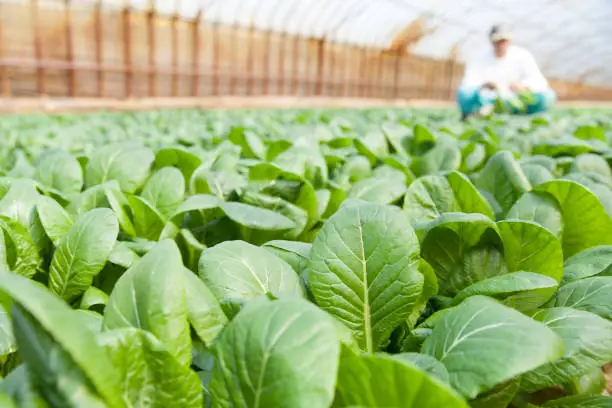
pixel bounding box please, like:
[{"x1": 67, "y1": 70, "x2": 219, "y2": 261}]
[{"x1": 456, "y1": 24, "x2": 557, "y2": 120}]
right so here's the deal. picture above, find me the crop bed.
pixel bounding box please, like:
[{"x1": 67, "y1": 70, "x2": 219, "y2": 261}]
[{"x1": 0, "y1": 108, "x2": 611, "y2": 407}]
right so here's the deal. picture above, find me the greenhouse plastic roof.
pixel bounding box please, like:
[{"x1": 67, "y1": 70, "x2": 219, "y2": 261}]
[{"x1": 7, "y1": 0, "x2": 612, "y2": 87}]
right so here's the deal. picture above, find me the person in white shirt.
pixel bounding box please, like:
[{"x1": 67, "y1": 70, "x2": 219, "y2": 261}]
[{"x1": 457, "y1": 24, "x2": 557, "y2": 119}]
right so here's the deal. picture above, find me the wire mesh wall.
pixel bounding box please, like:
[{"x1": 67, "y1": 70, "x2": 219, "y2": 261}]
[{"x1": 0, "y1": 0, "x2": 611, "y2": 101}]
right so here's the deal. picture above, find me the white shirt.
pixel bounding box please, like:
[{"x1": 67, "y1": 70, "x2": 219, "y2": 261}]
[{"x1": 461, "y1": 45, "x2": 550, "y2": 98}]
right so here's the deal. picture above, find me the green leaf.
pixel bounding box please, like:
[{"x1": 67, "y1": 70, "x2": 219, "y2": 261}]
[
  {"x1": 222, "y1": 201, "x2": 294, "y2": 231},
  {"x1": 534, "y1": 180, "x2": 612, "y2": 258},
  {"x1": 0, "y1": 273, "x2": 125, "y2": 407},
  {"x1": 404, "y1": 172, "x2": 493, "y2": 230},
  {"x1": 182, "y1": 269, "x2": 228, "y2": 346},
  {"x1": 533, "y1": 137, "x2": 594, "y2": 157},
  {"x1": 412, "y1": 144, "x2": 462, "y2": 176},
  {"x1": 141, "y1": 167, "x2": 185, "y2": 219},
  {"x1": 74, "y1": 309, "x2": 103, "y2": 333},
  {"x1": 66, "y1": 182, "x2": 112, "y2": 216},
  {"x1": 108, "y1": 241, "x2": 140, "y2": 268},
  {"x1": 354, "y1": 128, "x2": 389, "y2": 164},
  {"x1": 570, "y1": 154, "x2": 612, "y2": 180},
  {"x1": 347, "y1": 177, "x2": 406, "y2": 205},
  {"x1": 35, "y1": 196, "x2": 73, "y2": 246},
  {"x1": 34, "y1": 150, "x2": 83, "y2": 195},
  {"x1": 79, "y1": 286, "x2": 109, "y2": 311},
  {"x1": 0, "y1": 217, "x2": 40, "y2": 278},
  {"x1": 0, "y1": 365, "x2": 46, "y2": 408},
  {"x1": 104, "y1": 240, "x2": 191, "y2": 367},
  {"x1": 99, "y1": 328, "x2": 203, "y2": 408},
  {"x1": 309, "y1": 199, "x2": 423, "y2": 352},
  {"x1": 498, "y1": 220, "x2": 563, "y2": 281},
  {"x1": 388, "y1": 352, "x2": 450, "y2": 383},
  {"x1": 209, "y1": 299, "x2": 340, "y2": 408},
  {"x1": 575, "y1": 125, "x2": 606, "y2": 141},
  {"x1": 506, "y1": 192, "x2": 563, "y2": 238},
  {"x1": 198, "y1": 241, "x2": 304, "y2": 317},
  {"x1": 240, "y1": 191, "x2": 308, "y2": 240},
  {"x1": 154, "y1": 147, "x2": 203, "y2": 184},
  {"x1": 469, "y1": 379, "x2": 521, "y2": 408},
  {"x1": 0, "y1": 306, "x2": 15, "y2": 356},
  {"x1": 521, "y1": 307, "x2": 612, "y2": 392},
  {"x1": 126, "y1": 195, "x2": 165, "y2": 241},
  {"x1": 420, "y1": 213, "x2": 504, "y2": 297},
  {"x1": 263, "y1": 240, "x2": 311, "y2": 276},
  {"x1": 228, "y1": 127, "x2": 266, "y2": 160},
  {"x1": 49, "y1": 208, "x2": 119, "y2": 303},
  {"x1": 0, "y1": 180, "x2": 40, "y2": 228},
  {"x1": 191, "y1": 170, "x2": 246, "y2": 199},
  {"x1": 422, "y1": 296, "x2": 564, "y2": 399},
  {"x1": 333, "y1": 347, "x2": 468, "y2": 408},
  {"x1": 521, "y1": 164, "x2": 554, "y2": 187},
  {"x1": 546, "y1": 277, "x2": 612, "y2": 321},
  {"x1": 475, "y1": 151, "x2": 531, "y2": 218},
  {"x1": 85, "y1": 142, "x2": 154, "y2": 193},
  {"x1": 104, "y1": 186, "x2": 136, "y2": 237},
  {"x1": 543, "y1": 395, "x2": 612, "y2": 407},
  {"x1": 453, "y1": 271, "x2": 558, "y2": 312},
  {"x1": 563, "y1": 246, "x2": 612, "y2": 283}
]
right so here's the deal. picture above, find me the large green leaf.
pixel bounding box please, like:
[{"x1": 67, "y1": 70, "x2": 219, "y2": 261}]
[
  {"x1": 333, "y1": 347, "x2": 468, "y2": 407},
  {"x1": 309, "y1": 199, "x2": 423, "y2": 352},
  {"x1": 534, "y1": 180, "x2": 612, "y2": 257},
  {"x1": 570, "y1": 154, "x2": 612, "y2": 180},
  {"x1": 506, "y1": 192, "x2": 563, "y2": 238},
  {"x1": 85, "y1": 142, "x2": 154, "y2": 194},
  {"x1": 198, "y1": 240, "x2": 304, "y2": 318},
  {"x1": 98, "y1": 328, "x2": 203, "y2": 408},
  {"x1": 421, "y1": 296, "x2": 564, "y2": 399},
  {"x1": 34, "y1": 150, "x2": 83, "y2": 196},
  {"x1": 182, "y1": 269, "x2": 227, "y2": 346},
  {"x1": 404, "y1": 172, "x2": 493, "y2": 229},
  {"x1": 347, "y1": 177, "x2": 406, "y2": 205},
  {"x1": 412, "y1": 144, "x2": 462, "y2": 176},
  {"x1": 263, "y1": 240, "x2": 311, "y2": 276},
  {"x1": 521, "y1": 307, "x2": 612, "y2": 392},
  {"x1": 0, "y1": 273, "x2": 125, "y2": 407},
  {"x1": 220, "y1": 202, "x2": 294, "y2": 232},
  {"x1": 141, "y1": 167, "x2": 185, "y2": 219},
  {"x1": 228, "y1": 127, "x2": 266, "y2": 160},
  {"x1": 209, "y1": 299, "x2": 340, "y2": 408},
  {"x1": 153, "y1": 147, "x2": 203, "y2": 184},
  {"x1": 104, "y1": 240, "x2": 191, "y2": 367},
  {"x1": 35, "y1": 196, "x2": 73, "y2": 246},
  {"x1": 498, "y1": 220, "x2": 563, "y2": 281},
  {"x1": 49, "y1": 209, "x2": 118, "y2": 303},
  {"x1": 453, "y1": 271, "x2": 558, "y2": 312},
  {"x1": 126, "y1": 195, "x2": 165, "y2": 241},
  {"x1": 0, "y1": 180, "x2": 40, "y2": 228},
  {"x1": 545, "y1": 277, "x2": 612, "y2": 321},
  {"x1": 475, "y1": 151, "x2": 531, "y2": 218},
  {"x1": 388, "y1": 352, "x2": 449, "y2": 383},
  {"x1": 104, "y1": 186, "x2": 136, "y2": 237},
  {"x1": 420, "y1": 213, "x2": 504, "y2": 297},
  {"x1": 562, "y1": 245, "x2": 612, "y2": 283}
]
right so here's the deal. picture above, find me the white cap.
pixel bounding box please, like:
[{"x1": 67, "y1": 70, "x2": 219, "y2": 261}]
[{"x1": 490, "y1": 24, "x2": 513, "y2": 42}]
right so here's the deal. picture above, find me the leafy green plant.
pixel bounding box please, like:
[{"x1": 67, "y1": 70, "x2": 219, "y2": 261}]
[{"x1": 0, "y1": 108, "x2": 609, "y2": 407}]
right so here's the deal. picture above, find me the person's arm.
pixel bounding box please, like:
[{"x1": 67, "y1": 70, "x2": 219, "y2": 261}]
[{"x1": 517, "y1": 51, "x2": 549, "y2": 92}]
